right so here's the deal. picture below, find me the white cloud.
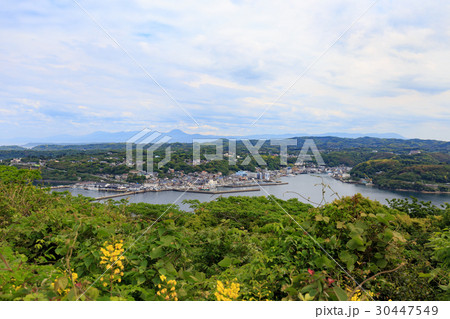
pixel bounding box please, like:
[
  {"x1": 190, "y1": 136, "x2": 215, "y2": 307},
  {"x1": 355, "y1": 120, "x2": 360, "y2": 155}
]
[
  {"x1": 0, "y1": 0, "x2": 449, "y2": 141},
  {"x1": 185, "y1": 74, "x2": 264, "y2": 92}
]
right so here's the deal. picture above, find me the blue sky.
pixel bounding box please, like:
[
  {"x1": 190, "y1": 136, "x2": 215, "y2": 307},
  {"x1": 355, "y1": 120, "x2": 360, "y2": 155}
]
[{"x1": 0, "y1": 0, "x2": 449, "y2": 143}]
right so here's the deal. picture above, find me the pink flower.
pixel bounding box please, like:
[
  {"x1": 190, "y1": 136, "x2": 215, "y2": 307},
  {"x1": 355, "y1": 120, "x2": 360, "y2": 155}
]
[
  {"x1": 307, "y1": 269, "x2": 315, "y2": 275},
  {"x1": 327, "y1": 278, "x2": 335, "y2": 285}
]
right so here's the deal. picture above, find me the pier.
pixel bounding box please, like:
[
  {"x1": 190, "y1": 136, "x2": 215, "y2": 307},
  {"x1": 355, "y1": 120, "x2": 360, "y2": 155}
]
[
  {"x1": 49, "y1": 185, "x2": 71, "y2": 190},
  {"x1": 94, "y1": 190, "x2": 148, "y2": 200},
  {"x1": 93, "y1": 186, "x2": 262, "y2": 200},
  {"x1": 223, "y1": 182, "x2": 288, "y2": 188},
  {"x1": 174, "y1": 188, "x2": 260, "y2": 194}
]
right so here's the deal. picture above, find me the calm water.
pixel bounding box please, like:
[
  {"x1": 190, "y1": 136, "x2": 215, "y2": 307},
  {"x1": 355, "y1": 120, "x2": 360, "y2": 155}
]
[{"x1": 59, "y1": 174, "x2": 449, "y2": 211}]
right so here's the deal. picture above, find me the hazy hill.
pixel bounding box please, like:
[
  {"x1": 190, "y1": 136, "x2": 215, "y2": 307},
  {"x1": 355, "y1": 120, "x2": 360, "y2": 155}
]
[{"x1": 3, "y1": 129, "x2": 406, "y2": 146}]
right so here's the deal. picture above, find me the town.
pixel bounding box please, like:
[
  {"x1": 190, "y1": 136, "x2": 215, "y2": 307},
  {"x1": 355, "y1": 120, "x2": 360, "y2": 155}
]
[
  {"x1": 66, "y1": 165, "x2": 352, "y2": 198},
  {"x1": 4, "y1": 155, "x2": 352, "y2": 197}
]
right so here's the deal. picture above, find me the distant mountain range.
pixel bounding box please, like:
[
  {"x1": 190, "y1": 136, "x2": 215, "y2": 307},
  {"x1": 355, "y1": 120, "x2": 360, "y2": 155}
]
[{"x1": 1, "y1": 129, "x2": 406, "y2": 148}]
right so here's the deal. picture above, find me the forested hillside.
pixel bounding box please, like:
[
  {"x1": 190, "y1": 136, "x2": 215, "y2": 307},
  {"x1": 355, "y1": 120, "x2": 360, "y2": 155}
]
[
  {"x1": 1, "y1": 136, "x2": 449, "y2": 160},
  {"x1": 351, "y1": 153, "x2": 450, "y2": 192}
]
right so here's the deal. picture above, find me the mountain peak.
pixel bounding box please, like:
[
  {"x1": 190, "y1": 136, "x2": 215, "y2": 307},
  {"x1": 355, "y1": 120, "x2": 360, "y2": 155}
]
[{"x1": 167, "y1": 129, "x2": 188, "y2": 135}]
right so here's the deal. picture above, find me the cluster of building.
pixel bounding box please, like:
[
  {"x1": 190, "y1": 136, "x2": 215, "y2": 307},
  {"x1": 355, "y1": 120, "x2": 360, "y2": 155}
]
[
  {"x1": 75, "y1": 169, "x2": 278, "y2": 192},
  {"x1": 72, "y1": 165, "x2": 354, "y2": 193},
  {"x1": 6, "y1": 155, "x2": 353, "y2": 192}
]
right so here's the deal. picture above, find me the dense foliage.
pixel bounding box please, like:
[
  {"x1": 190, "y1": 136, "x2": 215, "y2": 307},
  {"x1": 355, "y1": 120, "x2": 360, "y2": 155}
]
[
  {"x1": 351, "y1": 153, "x2": 450, "y2": 192},
  {"x1": 0, "y1": 167, "x2": 449, "y2": 301}
]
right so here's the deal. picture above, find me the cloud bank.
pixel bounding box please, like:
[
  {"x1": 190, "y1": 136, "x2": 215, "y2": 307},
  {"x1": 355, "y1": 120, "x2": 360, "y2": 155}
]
[{"x1": 0, "y1": 0, "x2": 449, "y2": 143}]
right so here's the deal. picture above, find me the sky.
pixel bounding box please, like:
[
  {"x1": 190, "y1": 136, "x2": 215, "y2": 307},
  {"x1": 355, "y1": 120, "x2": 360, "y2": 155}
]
[{"x1": 0, "y1": 0, "x2": 449, "y2": 143}]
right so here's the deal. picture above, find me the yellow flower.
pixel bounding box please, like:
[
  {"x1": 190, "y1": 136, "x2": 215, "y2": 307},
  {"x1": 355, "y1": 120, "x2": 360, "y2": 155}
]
[
  {"x1": 71, "y1": 272, "x2": 78, "y2": 281},
  {"x1": 215, "y1": 280, "x2": 240, "y2": 301},
  {"x1": 99, "y1": 241, "x2": 127, "y2": 285},
  {"x1": 347, "y1": 288, "x2": 375, "y2": 301},
  {"x1": 160, "y1": 275, "x2": 167, "y2": 282},
  {"x1": 103, "y1": 282, "x2": 107, "y2": 287}
]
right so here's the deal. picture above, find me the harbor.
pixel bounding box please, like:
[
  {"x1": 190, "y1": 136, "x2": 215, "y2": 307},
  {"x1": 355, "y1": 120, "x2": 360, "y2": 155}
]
[{"x1": 93, "y1": 186, "x2": 262, "y2": 200}]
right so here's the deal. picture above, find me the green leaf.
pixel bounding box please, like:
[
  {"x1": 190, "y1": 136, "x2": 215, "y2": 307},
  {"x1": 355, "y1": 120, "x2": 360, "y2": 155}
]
[
  {"x1": 55, "y1": 276, "x2": 68, "y2": 291},
  {"x1": 314, "y1": 256, "x2": 333, "y2": 268},
  {"x1": 136, "y1": 276, "x2": 146, "y2": 285},
  {"x1": 139, "y1": 260, "x2": 148, "y2": 271},
  {"x1": 299, "y1": 292, "x2": 315, "y2": 301},
  {"x1": 376, "y1": 258, "x2": 388, "y2": 268},
  {"x1": 392, "y1": 231, "x2": 406, "y2": 243},
  {"x1": 66, "y1": 288, "x2": 80, "y2": 301},
  {"x1": 339, "y1": 250, "x2": 357, "y2": 270},
  {"x1": 149, "y1": 246, "x2": 165, "y2": 259},
  {"x1": 301, "y1": 284, "x2": 316, "y2": 294},
  {"x1": 218, "y1": 256, "x2": 232, "y2": 267},
  {"x1": 333, "y1": 286, "x2": 348, "y2": 301},
  {"x1": 352, "y1": 235, "x2": 364, "y2": 246},
  {"x1": 160, "y1": 236, "x2": 176, "y2": 247},
  {"x1": 164, "y1": 262, "x2": 177, "y2": 275},
  {"x1": 86, "y1": 287, "x2": 99, "y2": 300},
  {"x1": 346, "y1": 238, "x2": 363, "y2": 251}
]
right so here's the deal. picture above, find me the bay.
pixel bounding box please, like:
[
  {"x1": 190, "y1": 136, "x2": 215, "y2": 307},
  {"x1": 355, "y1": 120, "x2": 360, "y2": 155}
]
[{"x1": 59, "y1": 174, "x2": 449, "y2": 211}]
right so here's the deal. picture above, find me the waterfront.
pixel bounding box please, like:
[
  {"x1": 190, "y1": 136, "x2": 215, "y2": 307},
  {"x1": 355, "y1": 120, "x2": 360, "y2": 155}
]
[{"x1": 58, "y1": 174, "x2": 449, "y2": 210}]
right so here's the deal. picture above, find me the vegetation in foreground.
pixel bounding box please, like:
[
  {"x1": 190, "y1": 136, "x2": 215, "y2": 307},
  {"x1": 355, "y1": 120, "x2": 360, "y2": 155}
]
[{"x1": 0, "y1": 166, "x2": 449, "y2": 301}]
